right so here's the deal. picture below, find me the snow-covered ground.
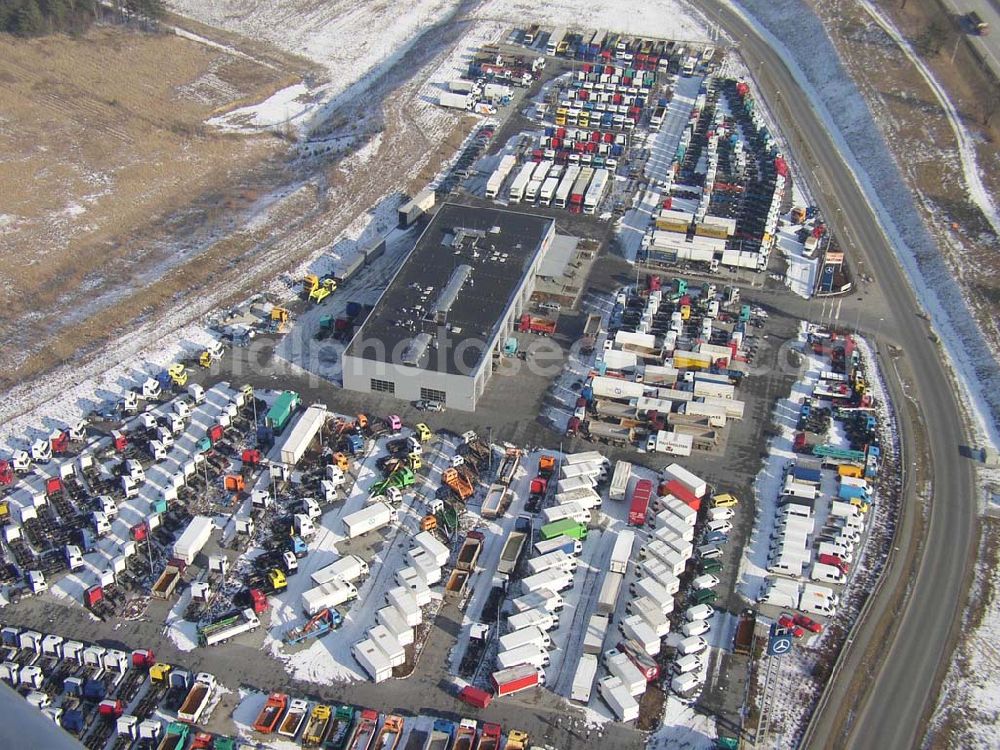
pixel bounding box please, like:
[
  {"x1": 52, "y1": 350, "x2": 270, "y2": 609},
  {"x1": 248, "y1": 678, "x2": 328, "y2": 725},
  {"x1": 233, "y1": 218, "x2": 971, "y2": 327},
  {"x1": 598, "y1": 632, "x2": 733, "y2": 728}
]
[
  {"x1": 168, "y1": 0, "x2": 457, "y2": 136},
  {"x1": 474, "y1": 0, "x2": 711, "y2": 43},
  {"x1": 726, "y1": 0, "x2": 1000, "y2": 455}
]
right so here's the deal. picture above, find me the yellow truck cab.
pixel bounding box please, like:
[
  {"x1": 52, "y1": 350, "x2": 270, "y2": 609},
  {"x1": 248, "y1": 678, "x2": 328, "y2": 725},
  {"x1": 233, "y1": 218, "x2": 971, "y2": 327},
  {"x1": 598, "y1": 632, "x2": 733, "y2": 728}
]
[{"x1": 415, "y1": 423, "x2": 433, "y2": 443}]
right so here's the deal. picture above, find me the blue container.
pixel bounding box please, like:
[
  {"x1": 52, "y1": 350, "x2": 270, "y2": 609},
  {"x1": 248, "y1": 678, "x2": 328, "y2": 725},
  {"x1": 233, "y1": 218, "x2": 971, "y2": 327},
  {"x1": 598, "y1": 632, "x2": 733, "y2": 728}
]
[
  {"x1": 61, "y1": 709, "x2": 85, "y2": 734},
  {"x1": 581, "y1": 386, "x2": 594, "y2": 403},
  {"x1": 545, "y1": 126, "x2": 555, "y2": 137},
  {"x1": 838, "y1": 484, "x2": 867, "y2": 501},
  {"x1": 83, "y1": 678, "x2": 106, "y2": 701}
]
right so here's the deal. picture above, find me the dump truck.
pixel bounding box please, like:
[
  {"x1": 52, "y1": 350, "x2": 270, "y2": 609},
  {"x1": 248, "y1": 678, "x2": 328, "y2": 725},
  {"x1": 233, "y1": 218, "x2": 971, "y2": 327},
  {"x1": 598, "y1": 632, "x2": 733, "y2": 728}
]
[
  {"x1": 443, "y1": 467, "x2": 475, "y2": 501},
  {"x1": 427, "y1": 720, "x2": 455, "y2": 750},
  {"x1": 503, "y1": 730, "x2": 529, "y2": 750},
  {"x1": 453, "y1": 720, "x2": 477, "y2": 750},
  {"x1": 347, "y1": 709, "x2": 380, "y2": 750},
  {"x1": 157, "y1": 722, "x2": 190, "y2": 750},
  {"x1": 152, "y1": 564, "x2": 183, "y2": 599},
  {"x1": 476, "y1": 723, "x2": 502, "y2": 750},
  {"x1": 446, "y1": 569, "x2": 471, "y2": 600},
  {"x1": 374, "y1": 714, "x2": 404, "y2": 749},
  {"x1": 482, "y1": 483, "x2": 511, "y2": 519},
  {"x1": 497, "y1": 530, "x2": 527, "y2": 577},
  {"x1": 278, "y1": 698, "x2": 309, "y2": 738},
  {"x1": 324, "y1": 705, "x2": 356, "y2": 750},
  {"x1": 253, "y1": 693, "x2": 287, "y2": 734},
  {"x1": 457, "y1": 532, "x2": 484, "y2": 571},
  {"x1": 302, "y1": 704, "x2": 331, "y2": 747},
  {"x1": 177, "y1": 673, "x2": 216, "y2": 724}
]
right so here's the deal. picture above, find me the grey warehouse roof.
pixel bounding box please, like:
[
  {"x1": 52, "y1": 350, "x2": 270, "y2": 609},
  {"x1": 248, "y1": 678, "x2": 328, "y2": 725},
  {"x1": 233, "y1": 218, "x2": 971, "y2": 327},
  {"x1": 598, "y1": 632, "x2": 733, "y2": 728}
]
[{"x1": 346, "y1": 203, "x2": 553, "y2": 376}]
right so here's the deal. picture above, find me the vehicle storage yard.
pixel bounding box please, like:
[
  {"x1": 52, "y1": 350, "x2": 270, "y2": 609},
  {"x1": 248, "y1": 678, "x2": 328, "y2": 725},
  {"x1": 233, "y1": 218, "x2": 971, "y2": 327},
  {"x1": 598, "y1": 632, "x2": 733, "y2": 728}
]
[{"x1": 0, "y1": 13, "x2": 936, "y2": 750}]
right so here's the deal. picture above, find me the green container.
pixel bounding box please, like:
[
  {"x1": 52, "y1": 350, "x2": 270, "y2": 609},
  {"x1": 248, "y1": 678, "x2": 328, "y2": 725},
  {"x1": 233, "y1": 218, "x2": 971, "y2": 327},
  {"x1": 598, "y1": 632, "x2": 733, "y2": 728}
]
[
  {"x1": 265, "y1": 390, "x2": 301, "y2": 432},
  {"x1": 691, "y1": 588, "x2": 717, "y2": 605},
  {"x1": 540, "y1": 518, "x2": 587, "y2": 541}
]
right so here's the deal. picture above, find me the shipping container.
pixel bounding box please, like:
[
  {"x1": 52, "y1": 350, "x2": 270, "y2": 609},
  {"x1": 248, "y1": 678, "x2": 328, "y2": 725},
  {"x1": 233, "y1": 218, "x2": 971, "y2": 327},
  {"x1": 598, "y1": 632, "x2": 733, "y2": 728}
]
[
  {"x1": 571, "y1": 654, "x2": 598, "y2": 703},
  {"x1": 596, "y1": 571, "x2": 624, "y2": 615}
]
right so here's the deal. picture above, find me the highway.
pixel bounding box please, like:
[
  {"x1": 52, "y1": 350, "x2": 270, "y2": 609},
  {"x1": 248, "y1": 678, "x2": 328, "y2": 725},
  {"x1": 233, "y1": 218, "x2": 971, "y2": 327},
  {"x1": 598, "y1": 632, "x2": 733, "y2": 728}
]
[{"x1": 692, "y1": 1, "x2": 980, "y2": 747}]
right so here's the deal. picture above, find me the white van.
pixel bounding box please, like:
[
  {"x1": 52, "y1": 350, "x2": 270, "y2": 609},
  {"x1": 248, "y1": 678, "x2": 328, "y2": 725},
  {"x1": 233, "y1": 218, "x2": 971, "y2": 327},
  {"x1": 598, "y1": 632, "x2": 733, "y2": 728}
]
[
  {"x1": 673, "y1": 653, "x2": 702, "y2": 674},
  {"x1": 671, "y1": 671, "x2": 703, "y2": 695},
  {"x1": 779, "y1": 504, "x2": 812, "y2": 519},
  {"x1": 811, "y1": 562, "x2": 846, "y2": 583},
  {"x1": 684, "y1": 604, "x2": 714, "y2": 622},
  {"x1": 799, "y1": 597, "x2": 837, "y2": 617},
  {"x1": 677, "y1": 636, "x2": 708, "y2": 656}
]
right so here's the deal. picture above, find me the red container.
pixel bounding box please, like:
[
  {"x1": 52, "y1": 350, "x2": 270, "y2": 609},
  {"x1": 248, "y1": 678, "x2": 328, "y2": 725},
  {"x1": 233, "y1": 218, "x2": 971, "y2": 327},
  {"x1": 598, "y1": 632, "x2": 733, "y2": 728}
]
[
  {"x1": 51, "y1": 431, "x2": 69, "y2": 454},
  {"x1": 459, "y1": 685, "x2": 493, "y2": 708},
  {"x1": 131, "y1": 522, "x2": 148, "y2": 541},
  {"x1": 665, "y1": 479, "x2": 700, "y2": 511},
  {"x1": 492, "y1": 664, "x2": 540, "y2": 696},
  {"x1": 131, "y1": 649, "x2": 155, "y2": 667},
  {"x1": 46, "y1": 477, "x2": 63, "y2": 496},
  {"x1": 628, "y1": 479, "x2": 653, "y2": 526},
  {"x1": 241, "y1": 449, "x2": 261, "y2": 466}
]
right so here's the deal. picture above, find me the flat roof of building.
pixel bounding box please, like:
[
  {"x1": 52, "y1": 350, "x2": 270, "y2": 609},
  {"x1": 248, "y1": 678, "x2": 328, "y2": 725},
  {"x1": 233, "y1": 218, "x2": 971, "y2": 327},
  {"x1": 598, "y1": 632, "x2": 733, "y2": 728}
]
[{"x1": 345, "y1": 203, "x2": 553, "y2": 376}]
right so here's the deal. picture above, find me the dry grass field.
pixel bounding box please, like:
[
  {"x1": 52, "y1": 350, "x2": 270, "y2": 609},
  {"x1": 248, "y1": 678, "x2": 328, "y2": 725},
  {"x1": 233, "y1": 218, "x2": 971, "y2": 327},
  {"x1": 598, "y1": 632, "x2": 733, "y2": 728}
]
[{"x1": 0, "y1": 26, "x2": 301, "y2": 387}]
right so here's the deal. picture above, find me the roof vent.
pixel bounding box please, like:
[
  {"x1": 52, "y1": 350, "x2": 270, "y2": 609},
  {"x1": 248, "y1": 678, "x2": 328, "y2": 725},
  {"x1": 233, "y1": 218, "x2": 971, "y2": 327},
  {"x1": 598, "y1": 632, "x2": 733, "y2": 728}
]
[{"x1": 401, "y1": 332, "x2": 433, "y2": 367}]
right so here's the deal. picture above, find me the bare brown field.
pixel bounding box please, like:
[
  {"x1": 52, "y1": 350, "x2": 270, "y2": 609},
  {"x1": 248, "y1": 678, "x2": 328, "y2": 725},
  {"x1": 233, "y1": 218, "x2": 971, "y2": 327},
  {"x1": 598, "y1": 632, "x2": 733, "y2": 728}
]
[{"x1": 0, "y1": 25, "x2": 300, "y2": 385}]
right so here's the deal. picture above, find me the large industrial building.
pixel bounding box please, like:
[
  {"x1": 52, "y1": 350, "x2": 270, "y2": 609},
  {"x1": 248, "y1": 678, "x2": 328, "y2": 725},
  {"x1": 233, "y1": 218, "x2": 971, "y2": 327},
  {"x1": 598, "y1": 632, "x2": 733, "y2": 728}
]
[{"x1": 341, "y1": 203, "x2": 555, "y2": 411}]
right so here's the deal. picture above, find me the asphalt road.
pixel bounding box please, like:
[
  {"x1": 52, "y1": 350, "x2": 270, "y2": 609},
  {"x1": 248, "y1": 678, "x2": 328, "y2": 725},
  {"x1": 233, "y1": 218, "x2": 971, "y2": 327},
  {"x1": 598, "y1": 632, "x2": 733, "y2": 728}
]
[
  {"x1": 940, "y1": 0, "x2": 1000, "y2": 78},
  {"x1": 691, "y1": 1, "x2": 979, "y2": 747}
]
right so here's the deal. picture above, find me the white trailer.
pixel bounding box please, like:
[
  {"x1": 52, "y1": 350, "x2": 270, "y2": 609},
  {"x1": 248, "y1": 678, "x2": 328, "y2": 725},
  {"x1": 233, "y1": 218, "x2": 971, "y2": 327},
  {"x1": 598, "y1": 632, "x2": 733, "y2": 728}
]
[
  {"x1": 439, "y1": 91, "x2": 472, "y2": 110},
  {"x1": 654, "y1": 512, "x2": 694, "y2": 543},
  {"x1": 343, "y1": 502, "x2": 397, "y2": 538},
  {"x1": 496, "y1": 644, "x2": 550, "y2": 670},
  {"x1": 386, "y1": 587, "x2": 422, "y2": 627},
  {"x1": 310, "y1": 555, "x2": 369, "y2": 587},
  {"x1": 485, "y1": 154, "x2": 517, "y2": 198},
  {"x1": 560, "y1": 461, "x2": 607, "y2": 482},
  {"x1": 508, "y1": 162, "x2": 535, "y2": 203},
  {"x1": 583, "y1": 168, "x2": 609, "y2": 215},
  {"x1": 499, "y1": 626, "x2": 550, "y2": 653},
  {"x1": 541, "y1": 501, "x2": 591, "y2": 525},
  {"x1": 610, "y1": 461, "x2": 632, "y2": 501},
  {"x1": 301, "y1": 579, "x2": 358, "y2": 616},
  {"x1": 201, "y1": 609, "x2": 260, "y2": 647},
  {"x1": 512, "y1": 590, "x2": 563, "y2": 613},
  {"x1": 508, "y1": 607, "x2": 558, "y2": 633},
  {"x1": 376, "y1": 607, "x2": 414, "y2": 647},
  {"x1": 571, "y1": 654, "x2": 599, "y2": 703},
  {"x1": 596, "y1": 571, "x2": 624, "y2": 616},
  {"x1": 353, "y1": 639, "x2": 393, "y2": 682},
  {"x1": 619, "y1": 615, "x2": 661, "y2": 656},
  {"x1": 526, "y1": 550, "x2": 577, "y2": 576},
  {"x1": 521, "y1": 568, "x2": 573, "y2": 594},
  {"x1": 413, "y1": 531, "x2": 449, "y2": 566},
  {"x1": 636, "y1": 557, "x2": 680, "y2": 589},
  {"x1": 533, "y1": 536, "x2": 582, "y2": 557},
  {"x1": 662, "y1": 496, "x2": 697, "y2": 527},
  {"x1": 407, "y1": 550, "x2": 442, "y2": 585},
  {"x1": 630, "y1": 576, "x2": 679, "y2": 605},
  {"x1": 539, "y1": 176, "x2": 560, "y2": 206},
  {"x1": 609, "y1": 530, "x2": 635, "y2": 574},
  {"x1": 368, "y1": 624, "x2": 406, "y2": 667},
  {"x1": 277, "y1": 405, "x2": 326, "y2": 466},
  {"x1": 554, "y1": 164, "x2": 581, "y2": 208},
  {"x1": 554, "y1": 487, "x2": 601, "y2": 510},
  {"x1": 563, "y1": 451, "x2": 609, "y2": 467},
  {"x1": 583, "y1": 613, "x2": 610, "y2": 655},
  {"x1": 598, "y1": 676, "x2": 640, "y2": 722},
  {"x1": 555, "y1": 476, "x2": 595, "y2": 496},
  {"x1": 662, "y1": 463, "x2": 708, "y2": 497},
  {"x1": 605, "y1": 649, "x2": 647, "y2": 697},
  {"x1": 172, "y1": 516, "x2": 213, "y2": 565},
  {"x1": 627, "y1": 597, "x2": 670, "y2": 638}
]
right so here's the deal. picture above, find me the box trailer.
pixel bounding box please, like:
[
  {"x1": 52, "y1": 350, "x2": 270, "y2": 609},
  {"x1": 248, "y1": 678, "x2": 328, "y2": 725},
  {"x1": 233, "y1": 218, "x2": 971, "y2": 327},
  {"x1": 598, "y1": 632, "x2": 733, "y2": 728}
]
[
  {"x1": 492, "y1": 664, "x2": 543, "y2": 697},
  {"x1": 596, "y1": 571, "x2": 624, "y2": 615},
  {"x1": 619, "y1": 615, "x2": 661, "y2": 656},
  {"x1": 512, "y1": 590, "x2": 563, "y2": 614},
  {"x1": 571, "y1": 654, "x2": 599, "y2": 703},
  {"x1": 609, "y1": 530, "x2": 635, "y2": 574},
  {"x1": 376, "y1": 607, "x2": 414, "y2": 647},
  {"x1": 277, "y1": 405, "x2": 326, "y2": 467},
  {"x1": 542, "y1": 502, "x2": 591, "y2": 525},
  {"x1": 630, "y1": 576, "x2": 678, "y2": 608},
  {"x1": 628, "y1": 478, "x2": 653, "y2": 526},
  {"x1": 662, "y1": 496, "x2": 697, "y2": 526},
  {"x1": 526, "y1": 550, "x2": 577, "y2": 576},
  {"x1": 562, "y1": 451, "x2": 609, "y2": 467},
  {"x1": 310, "y1": 555, "x2": 369, "y2": 587},
  {"x1": 301, "y1": 580, "x2": 358, "y2": 616},
  {"x1": 662, "y1": 464, "x2": 707, "y2": 498},
  {"x1": 496, "y1": 644, "x2": 549, "y2": 670},
  {"x1": 598, "y1": 676, "x2": 639, "y2": 722},
  {"x1": 522, "y1": 567, "x2": 573, "y2": 594},
  {"x1": 439, "y1": 91, "x2": 472, "y2": 110},
  {"x1": 654, "y1": 512, "x2": 695, "y2": 543},
  {"x1": 605, "y1": 649, "x2": 647, "y2": 697},
  {"x1": 413, "y1": 531, "x2": 450, "y2": 566},
  {"x1": 610, "y1": 461, "x2": 632, "y2": 501},
  {"x1": 627, "y1": 597, "x2": 670, "y2": 638},
  {"x1": 172, "y1": 516, "x2": 213, "y2": 565},
  {"x1": 353, "y1": 639, "x2": 393, "y2": 682},
  {"x1": 397, "y1": 189, "x2": 435, "y2": 228},
  {"x1": 499, "y1": 626, "x2": 550, "y2": 654},
  {"x1": 583, "y1": 614, "x2": 610, "y2": 655},
  {"x1": 554, "y1": 487, "x2": 601, "y2": 510},
  {"x1": 533, "y1": 535, "x2": 582, "y2": 557},
  {"x1": 386, "y1": 587, "x2": 422, "y2": 626},
  {"x1": 368, "y1": 624, "x2": 405, "y2": 666},
  {"x1": 507, "y1": 608, "x2": 557, "y2": 633},
  {"x1": 539, "y1": 518, "x2": 587, "y2": 541},
  {"x1": 556, "y1": 476, "x2": 596, "y2": 496},
  {"x1": 559, "y1": 461, "x2": 606, "y2": 482},
  {"x1": 343, "y1": 502, "x2": 397, "y2": 538}
]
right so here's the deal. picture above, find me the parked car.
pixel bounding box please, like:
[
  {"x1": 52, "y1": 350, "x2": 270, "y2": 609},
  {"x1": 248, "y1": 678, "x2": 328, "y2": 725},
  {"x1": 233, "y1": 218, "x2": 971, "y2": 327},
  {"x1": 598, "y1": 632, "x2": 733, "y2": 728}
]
[
  {"x1": 702, "y1": 531, "x2": 728, "y2": 545},
  {"x1": 777, "y1": 613, "x2": 805, "y2": 638},
  {"x1": 415, "y1": 400, "x2": 445, "y2": 412},
  {"x1": 793, "y1": 614, "x2": 823, "y2": 633}
]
